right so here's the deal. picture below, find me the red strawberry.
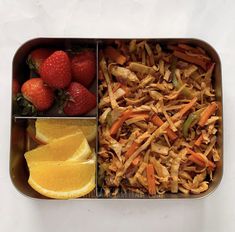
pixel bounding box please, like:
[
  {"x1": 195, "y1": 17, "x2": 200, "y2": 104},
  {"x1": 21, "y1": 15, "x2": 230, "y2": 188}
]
[
  {"x1": 21, "y1": 78, "x2": 54, "y2": 111},
  {"x1": 40, "y1": 51, "x2": 72, "y2": 89},
  {"x1": 12, "y1": 78, "x2": 20, "y2": 96},
  {"x1": 27, "y1": 48, "x2": 54, "y2": 73},
  {"x1": 63, "y1": 82, "x2": 96, "y2": 116},
  {"x1": 71, "y1": 50, "x2": 96, "y2": 87}
]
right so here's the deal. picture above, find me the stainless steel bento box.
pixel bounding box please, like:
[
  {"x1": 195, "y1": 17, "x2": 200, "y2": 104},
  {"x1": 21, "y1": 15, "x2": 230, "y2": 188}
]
[{"x1": 10, "y1": 38, "x2": 223, "y2": 199}]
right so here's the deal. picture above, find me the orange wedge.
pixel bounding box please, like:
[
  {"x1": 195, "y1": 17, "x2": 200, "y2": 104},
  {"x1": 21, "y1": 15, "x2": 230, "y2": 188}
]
[
  {"x1": 35, "y1": 119, "x2": 96, "y2": 143},
  {"x1": 25, "y1": 132, "x2": 91, "y2": 167},
  {"x1": 28, "y1": 159, "x2": 95, "y2": 199}
]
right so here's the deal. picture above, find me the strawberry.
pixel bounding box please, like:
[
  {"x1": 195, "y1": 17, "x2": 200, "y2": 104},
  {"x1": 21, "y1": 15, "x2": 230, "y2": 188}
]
[
  {"x1": 40, "y1": 51, "x2": 72, "y2": 89},
  {"x1": 21, "y1": 78, "x2": 54, "y2": 111},
  {"x1": 27, "y1": 48, "x2": 54, "y2": 73},
  {"x1": 12, "y1": 78, "x2": 20, "y2": 96},
  {"x1": 71, "y1": 50, "x2": 96, "y2": 87},
  {"x1": 12, "y1": 78, "x2": 21, "y2": 114},
  {"x1": 63, "y1": 82, "x2": 96, "y2": 116}
]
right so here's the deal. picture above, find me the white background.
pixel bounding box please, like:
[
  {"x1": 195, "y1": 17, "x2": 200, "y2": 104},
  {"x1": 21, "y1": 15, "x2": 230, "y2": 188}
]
[{"x1": 0, "y1": 0, "x2": 234, "y2": 231}]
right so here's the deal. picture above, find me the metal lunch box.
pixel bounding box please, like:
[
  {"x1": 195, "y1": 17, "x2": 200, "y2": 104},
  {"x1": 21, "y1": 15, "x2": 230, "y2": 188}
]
[{"x1": 10, "y1": 38, "x2": 223, "y2": 199}]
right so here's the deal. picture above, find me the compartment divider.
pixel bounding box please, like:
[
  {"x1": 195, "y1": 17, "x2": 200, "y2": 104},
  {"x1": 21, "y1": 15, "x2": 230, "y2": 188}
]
[
  {"x1": 13, "y1": 116, "x2": 97, "y2": 120},
  {"x1": 95, "y1": 40, "x2": 100, "y2": 199}
]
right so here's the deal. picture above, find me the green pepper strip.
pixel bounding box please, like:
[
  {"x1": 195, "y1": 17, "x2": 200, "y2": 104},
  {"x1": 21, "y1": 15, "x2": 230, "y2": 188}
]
[
  {"x1": 170, "y1": 57, "x2": 193, "y2": 99},
  {"x1": 182, "y1": 109, "x2": 204, "y2": 138}
]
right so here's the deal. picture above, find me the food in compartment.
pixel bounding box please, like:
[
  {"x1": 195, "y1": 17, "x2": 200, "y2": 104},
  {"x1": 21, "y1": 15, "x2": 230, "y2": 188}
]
[
  {"x1": 25, "y1": 132, "x2": 91, "y2": 165},
  {"x1": 27, "y1": 48, "x2": 54, "y2": 73},
  {"x1": 71, "y1": 50, "x2": 96, "y2": 87},
  {"x1": 15, "y1": 48, "x2": 96, "y2": 116},
  {"x1": 35, "y1": 119, "x2": 97, "y2": 143},
  {"x1": 63, "y1": 82, "x2": 96, "y2": 116},
  {"x1": 12, "y1": 78, "x2": 20, "y2": 97},
  {"x1": 21, "y1": 78, "x2": 54, "y2": 112},
  {"x1": 28, "y1": 159, "x2": 95, "y2": 200},
  {"x1": 24, "y1": 119, "x2": 96, "y2": 199},
  {"x1": 98, "y1": 40, "x2": 220, "y2": 196}
]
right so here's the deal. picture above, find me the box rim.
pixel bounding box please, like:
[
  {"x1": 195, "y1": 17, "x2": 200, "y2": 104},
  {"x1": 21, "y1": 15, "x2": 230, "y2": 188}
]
[{"x1": 10, "y1": 37, "x2": 223, "y2": 200}]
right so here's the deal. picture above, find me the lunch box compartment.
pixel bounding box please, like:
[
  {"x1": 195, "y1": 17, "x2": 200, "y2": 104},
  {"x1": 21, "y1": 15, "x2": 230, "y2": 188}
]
[
  {"x1": 10, "y1": 38, "x2": 223, "y2": 199},
  {"x1": 12, "y1": 38, "x2": 97, "y2": 117},
  {"x1": 10, "y1": 118, "x2": 97, "y2": 199}
]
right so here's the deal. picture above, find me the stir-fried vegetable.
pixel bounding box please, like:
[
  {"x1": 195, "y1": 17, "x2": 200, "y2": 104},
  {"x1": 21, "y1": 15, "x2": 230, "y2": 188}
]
[
  {"x1": 151, "y1": 115, "x2": 178, "y2": 141},
  {"x1": 182, "y1": 108, "x2": 204, "y2": 137},
  {"x1": 104, "y1": 46, "x2": 127, "y2": 65},
  {"x1": 198, "y1": 102, "x2": 218, "y2": 127},
  {"x1": 171, "y1": 58, "x2": 194, "y2": 99},
  {"x1": 124, "y1": 141, "x2": 139, "y2": 159},
  {"x1": 187, "y1": 148, "x2": 216, "y2": 169},
  {"x1": 173, "y1": 50, "x2": 207, "y2": 70},
  {"x1": 194, "y1": 134, "x2": 203, "y2": 147},
  {"x1": 146, "y1": 164, "x2": 156, "y2": 195},
  {"x1": 98, "y1": 40, "x2": 220, "y2": 197}
]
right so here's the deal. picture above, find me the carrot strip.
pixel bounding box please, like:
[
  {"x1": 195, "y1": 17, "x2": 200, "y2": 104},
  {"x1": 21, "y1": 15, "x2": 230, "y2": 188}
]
[
  {"x1": 151, "y1": 115, "x2": 177, "y2": 141},
  {"x1": 110, "y1": 110, "x2": 132, "y2": 135},
  {"x1": 178, "y1": 44, "x2": 204, "y2": 55},
  {"x1": 167, "y1": 44, "x2": 185, "y2": 52},
  {"x1": 104, "y1": 46, "x2": 127, "y2": 65},
  {"x1": 173, "y1": 50, "x2": 207, "y2": 70},
  {"x1": 146, "y1": 164, "x2": 156, "y2": 195},
  {"x1": 187, "y1": 148, "x2": 216, "y2": 169},
  {"x1": 194, "y1": 134, "x2": 203, "y2": 147},
  {"x1": 129, "y1": 113, "x2": 149, "y2": 120},
  {"x1": 198, "y1": 102, "x2": 218, "y2": 127},
  {"x1": 177, "y1": 97, "x2": 197, "y2": 119},
  {"x1": 132, "y1": 155, "x2": 141, "y2": 166},
  {"x1": 188, "y1": 155, "x2": 205, "y2": 167},
  {"x1": 110, "y1": 111, "x2": 149, "y2": 136},
  {"x1": 125, "y1": 141, "x2": 139, "y2": 159},
  {"x1": 151, "y1": 114, "x2": 163, "y2": 126}
]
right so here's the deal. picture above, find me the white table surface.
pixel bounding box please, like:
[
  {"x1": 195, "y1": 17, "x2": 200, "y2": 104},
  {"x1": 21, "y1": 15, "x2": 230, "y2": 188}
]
[{"x1": 0, "y1": 0, "x2": 234, "y2": 231}]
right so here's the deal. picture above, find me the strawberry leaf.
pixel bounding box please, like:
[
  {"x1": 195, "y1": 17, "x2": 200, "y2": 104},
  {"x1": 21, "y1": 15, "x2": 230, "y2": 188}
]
[{"x1": 16, "y1": 94, "x2": 38, "y2": 116}]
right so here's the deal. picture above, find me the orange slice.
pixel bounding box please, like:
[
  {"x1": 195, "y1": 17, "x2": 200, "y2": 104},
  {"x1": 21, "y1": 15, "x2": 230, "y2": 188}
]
[
  {"x1": 35, "y1": 119, "x2": 96, "y2": 143},
  {"x1": 25, "y1": 132, "x2": 91, "y2": 167},
  {"x1": 28, "y1": 159, "x2": 95, "y2": 199}
]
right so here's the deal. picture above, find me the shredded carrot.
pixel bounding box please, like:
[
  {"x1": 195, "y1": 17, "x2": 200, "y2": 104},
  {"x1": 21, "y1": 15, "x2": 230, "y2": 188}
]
[
  {"x1": 178, "y1": 44, "x2": 204, "y2": 54},
  {"x1": 110, "y1": 111, "x2": 149, "y2": 136},
  {"x1": 173, "y1": 50, "x2": 207, "y2": 70},
  {"x1": 188, "y1": 155, "x2": 205, "y2": 167},
  {"x1": 194, "y1": 134, "x2": 203, "y2": 147},
  {"x1": 177, "y1": 97, "x2": 197, "y2": 119},
  {"x1": 125, "y1": 141, "x2": 139, "y2": 159},
  {"x1": 187, "y1": 148, "x2": 216, "y2": 169},
  {"x1": 104, "y1": 46, "x2": 127, "y2": 65},
  {"x1": 151, "y1": 115, "x2": 178, "y2": 140},
  {"x1": 130, "y1": 113, "x2": 149, "y2": 120},
  {"x1": 110, "y1": 110, "x2": 132, "y2": 135},
  {"x1": 167, "y1": 45, "x2": 185, "y2": 52},
  {"x1": 132, "y1": 155, "x2": 141, "y2": 166},
  {"x1": 198, "y1": 102, "x2": 218, "y2": 127},
  {"x1": 146, "y1": 164, "x2": 156, "y2": 195}
]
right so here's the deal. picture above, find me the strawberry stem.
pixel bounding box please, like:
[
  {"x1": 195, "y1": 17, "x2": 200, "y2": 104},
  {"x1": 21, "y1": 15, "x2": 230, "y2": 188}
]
[{"x1": 16, "y1": 94, "x2": 38, "y2": 116}]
